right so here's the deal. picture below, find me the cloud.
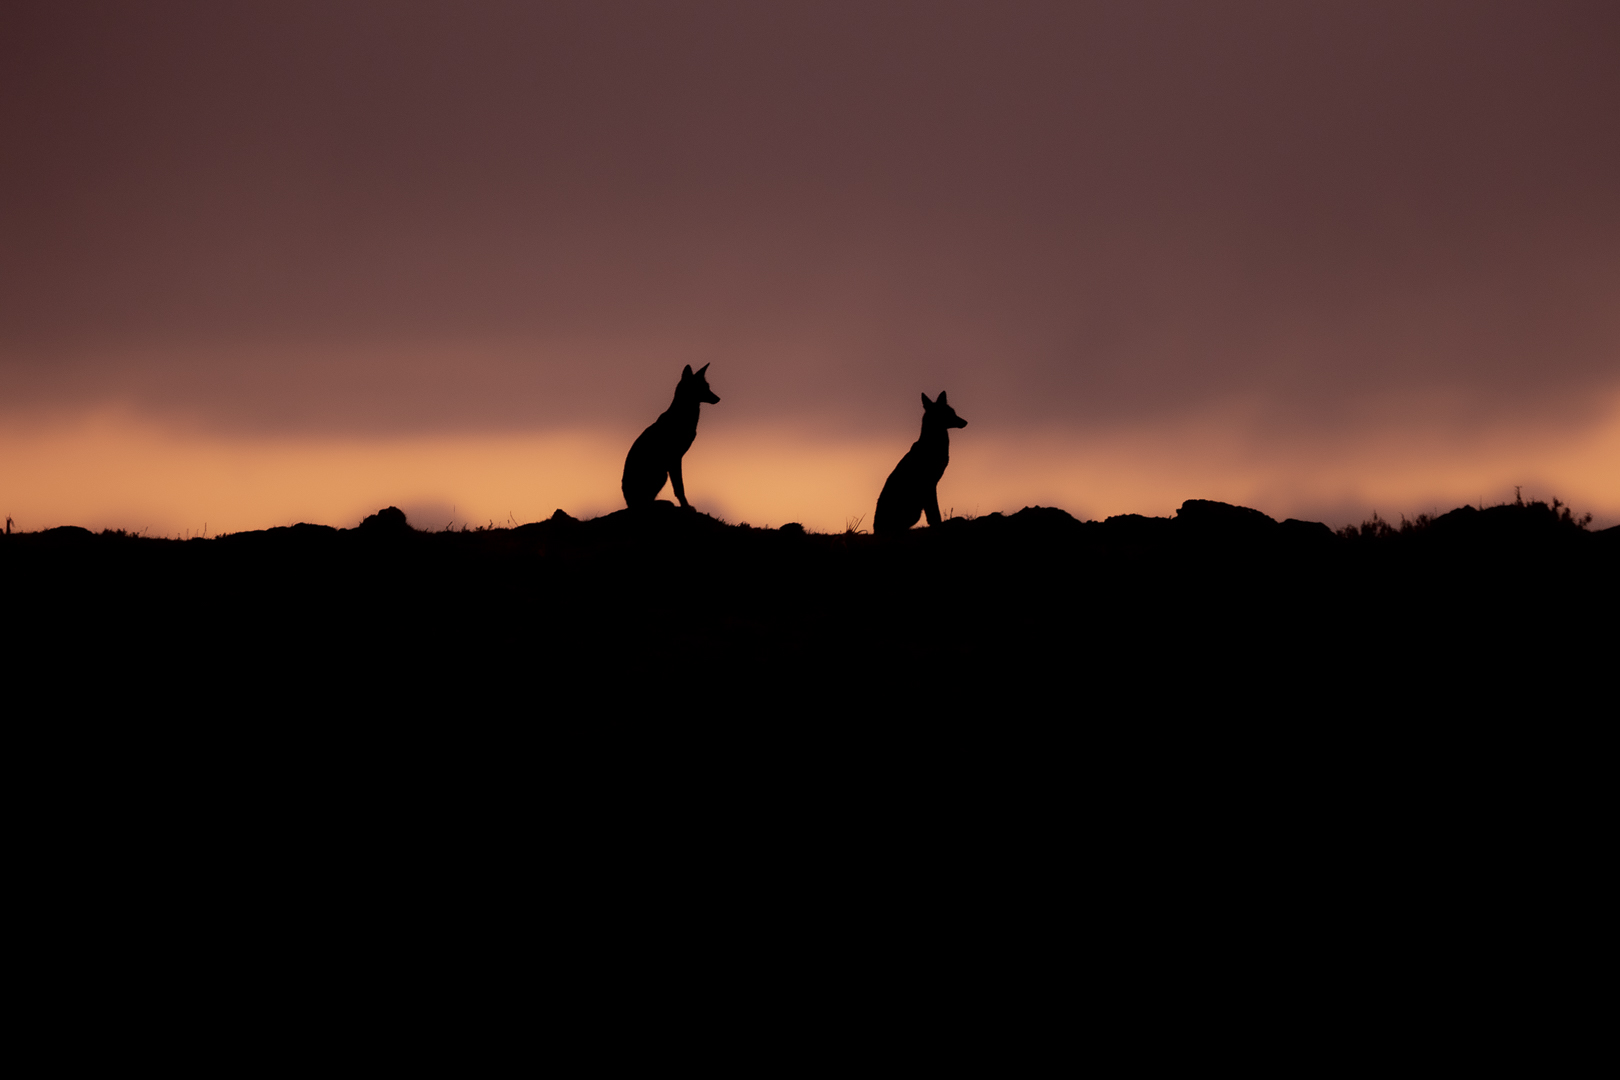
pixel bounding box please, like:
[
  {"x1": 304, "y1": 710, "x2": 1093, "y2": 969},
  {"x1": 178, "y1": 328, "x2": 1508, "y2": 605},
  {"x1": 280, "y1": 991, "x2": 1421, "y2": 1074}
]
[{"x1": 2, "y1": 2, "x2": 1617, "y2": 497}]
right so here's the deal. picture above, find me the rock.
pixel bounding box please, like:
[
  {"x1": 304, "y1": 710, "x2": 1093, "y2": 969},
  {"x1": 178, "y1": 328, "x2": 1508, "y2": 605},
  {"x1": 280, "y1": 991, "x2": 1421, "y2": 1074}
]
[
  {"x1": 359, "y1": 506, "x2": 412, "y2": 533},
  {"x1": 1174, "y1": 501, "x2": 1282, "y2": 551},
  {"x1": 1280, "y1": 518, "x2": 1336, "y2": 545},
  {"x1": 1007, "y1": 506, "x2": 1081, "y2": 529}
]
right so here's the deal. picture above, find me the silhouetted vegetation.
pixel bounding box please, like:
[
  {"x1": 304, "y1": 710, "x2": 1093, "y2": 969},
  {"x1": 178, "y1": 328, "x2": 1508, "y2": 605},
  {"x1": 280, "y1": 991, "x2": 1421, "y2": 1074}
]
[{"x1": 1337, "y1": 491, "x2": 1594, "y2": 542}]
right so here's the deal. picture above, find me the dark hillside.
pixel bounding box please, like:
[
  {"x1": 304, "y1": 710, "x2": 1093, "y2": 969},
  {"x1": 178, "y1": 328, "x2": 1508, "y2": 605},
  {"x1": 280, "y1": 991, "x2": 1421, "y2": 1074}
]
[
  {"x1": 7, "y1": 496, "x2": 1613, "y2": 718},
  {"x1": 10, "y1": 494, "x2": 1611, "y2": 939}
]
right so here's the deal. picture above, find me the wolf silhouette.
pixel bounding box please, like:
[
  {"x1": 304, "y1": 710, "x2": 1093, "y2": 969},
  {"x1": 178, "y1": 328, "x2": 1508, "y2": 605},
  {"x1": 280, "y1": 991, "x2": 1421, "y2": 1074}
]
[
  {"x1": 873, "y1": 391, "x2": 968, "y2": 534},
  {"x1": 622, "y1": 364, "x2": 721, "y2": 509}
]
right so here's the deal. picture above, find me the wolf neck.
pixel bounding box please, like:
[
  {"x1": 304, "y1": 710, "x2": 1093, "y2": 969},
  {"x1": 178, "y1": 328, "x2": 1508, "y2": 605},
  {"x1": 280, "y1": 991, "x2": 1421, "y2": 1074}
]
[
  {"x1": 917, "y1": 417, "x2": 950, "y2": 455},
  {"x1": 665, "y1": 390, "x2": 702, "y2": 425}
]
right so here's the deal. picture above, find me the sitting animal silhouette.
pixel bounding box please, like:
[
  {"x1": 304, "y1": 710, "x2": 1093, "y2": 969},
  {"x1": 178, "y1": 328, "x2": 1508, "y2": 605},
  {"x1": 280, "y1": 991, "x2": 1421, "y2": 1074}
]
[
  {"x1": 873, "y1": 391, "x2": 968, "y2": 534},
  {"x1": 622, "y1": 363, "x2": 721, "y2": 510}
]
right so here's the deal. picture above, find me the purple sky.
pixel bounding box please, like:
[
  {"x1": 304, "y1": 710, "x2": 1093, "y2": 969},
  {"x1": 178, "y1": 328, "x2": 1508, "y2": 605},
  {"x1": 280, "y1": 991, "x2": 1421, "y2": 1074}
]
[{"x1": 3, "y1": 2, "x2": 1617, "y2": 516}]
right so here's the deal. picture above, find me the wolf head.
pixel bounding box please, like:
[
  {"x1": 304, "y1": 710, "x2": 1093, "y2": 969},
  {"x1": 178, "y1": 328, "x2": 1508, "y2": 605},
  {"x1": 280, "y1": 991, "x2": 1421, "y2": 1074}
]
[
  {"x1": 680, "y1": 363, "x2": 721, "y2": 405},
  {"x1": 922, "y1": 391, "x2": 967, "y2": 429}
]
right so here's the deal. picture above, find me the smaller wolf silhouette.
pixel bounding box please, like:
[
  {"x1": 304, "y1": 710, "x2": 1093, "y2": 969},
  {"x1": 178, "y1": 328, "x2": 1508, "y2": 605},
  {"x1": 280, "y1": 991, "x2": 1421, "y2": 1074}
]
[
  {"x1": 873, "y1": 391, "x2": 968, "y2": 534},
  {"x1": 622, "y1": 363, "x2": 721, "y2": 509}
]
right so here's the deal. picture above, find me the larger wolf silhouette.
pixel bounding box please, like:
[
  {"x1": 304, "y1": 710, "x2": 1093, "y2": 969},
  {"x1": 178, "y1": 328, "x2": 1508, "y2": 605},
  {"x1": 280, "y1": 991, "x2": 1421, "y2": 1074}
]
[
  {"x1": 874, "y1": 391, "x2": 968, "y2": 534},
  {"x1": 622, "y1": 364, "x2": 721, "y2": 509}
]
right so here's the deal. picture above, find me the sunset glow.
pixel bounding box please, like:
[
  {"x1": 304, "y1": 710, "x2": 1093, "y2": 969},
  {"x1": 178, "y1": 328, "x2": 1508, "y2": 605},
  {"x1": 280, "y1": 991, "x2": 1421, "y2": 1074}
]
[
  {"x1": 6, "y1": 397, "x2": 1616, "y2": 537},
  {"x1": 3, "y1": 3, "x2": 1617, "y2": 536}
]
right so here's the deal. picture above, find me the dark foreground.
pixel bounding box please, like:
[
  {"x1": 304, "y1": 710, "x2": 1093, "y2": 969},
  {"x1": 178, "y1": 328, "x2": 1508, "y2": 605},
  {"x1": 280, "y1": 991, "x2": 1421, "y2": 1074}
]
[
  {"x1": 10, "y1": 495, "x2": 1610, "y2": 1032},
  {"x1": 8, "y1": 495, "x2": 1613, "y2": 715}
]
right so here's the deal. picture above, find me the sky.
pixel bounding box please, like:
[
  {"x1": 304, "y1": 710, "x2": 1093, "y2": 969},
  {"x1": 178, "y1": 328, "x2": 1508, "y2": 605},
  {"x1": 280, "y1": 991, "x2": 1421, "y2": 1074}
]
[{"x1": 4, "y1": 1, "x2": 1617, "y2": 533}]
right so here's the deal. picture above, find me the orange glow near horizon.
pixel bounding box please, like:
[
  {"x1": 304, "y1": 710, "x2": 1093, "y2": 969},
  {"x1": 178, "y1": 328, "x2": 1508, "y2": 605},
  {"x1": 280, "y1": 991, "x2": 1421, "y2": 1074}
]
[{"x1": 4, "y1": 400, "x2": 1617, "y2": 537}]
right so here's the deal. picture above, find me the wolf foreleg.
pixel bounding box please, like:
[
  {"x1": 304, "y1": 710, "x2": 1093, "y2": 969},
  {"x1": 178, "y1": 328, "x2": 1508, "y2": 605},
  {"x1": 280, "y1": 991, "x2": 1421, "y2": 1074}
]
[{"x1": 670, "y1": 458, "x2": 690, "y2": 509}]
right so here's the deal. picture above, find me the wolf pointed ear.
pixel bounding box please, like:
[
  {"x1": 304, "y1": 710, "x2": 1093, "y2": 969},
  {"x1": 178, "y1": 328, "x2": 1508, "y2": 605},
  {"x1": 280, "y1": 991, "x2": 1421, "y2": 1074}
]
[
  {"x1": 921, "y1": 392, "x2": 933, "y2": 408},
  {"x1": 683, "y1": 364, "x2": 694, "y2": 377},
  {"x1": 937, "y1": 391, "x2": 949, "y2": 405},
  {"x1": 697, "y1": 363, "x2": 710, "y2": 376}
]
